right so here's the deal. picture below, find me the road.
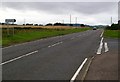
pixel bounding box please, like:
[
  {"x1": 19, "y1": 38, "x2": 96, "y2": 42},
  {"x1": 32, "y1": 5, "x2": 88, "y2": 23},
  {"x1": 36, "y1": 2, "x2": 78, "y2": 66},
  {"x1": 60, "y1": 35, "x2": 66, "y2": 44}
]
[
  {"x1": 2, "y1": 29, "x2": 103, "y2": 80},
  {"x1": 85, "y1": 38, "x2": 118, "y2": 80}
]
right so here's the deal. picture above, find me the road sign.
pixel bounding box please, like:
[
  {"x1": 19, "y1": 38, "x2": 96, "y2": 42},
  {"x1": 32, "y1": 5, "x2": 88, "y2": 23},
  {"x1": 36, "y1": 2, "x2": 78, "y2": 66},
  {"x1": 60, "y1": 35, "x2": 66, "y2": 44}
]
[
  {"x1": 5, "y1": 19, "x2": 16, "y2": 23},
  {"x1": 5, "y1": 19, "x2": 16, "y2": 36}
]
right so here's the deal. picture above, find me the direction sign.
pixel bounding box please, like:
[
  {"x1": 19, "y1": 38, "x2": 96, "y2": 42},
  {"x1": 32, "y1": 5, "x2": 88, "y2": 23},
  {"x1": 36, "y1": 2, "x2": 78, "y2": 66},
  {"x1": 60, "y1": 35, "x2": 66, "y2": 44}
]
[{"x1": 5, "y1": 19, "x2": 16, "y2": 23}]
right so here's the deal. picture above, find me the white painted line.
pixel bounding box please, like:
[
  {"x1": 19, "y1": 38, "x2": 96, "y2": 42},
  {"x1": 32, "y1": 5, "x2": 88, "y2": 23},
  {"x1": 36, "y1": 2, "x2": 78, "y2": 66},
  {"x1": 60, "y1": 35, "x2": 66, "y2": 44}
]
[
  {"x1": 104, "y1": 42, "x2": 109, "y2": 52},
  {"x1": 97, "y1": 37, "x2": 103, "y2": 55},
  {"x1": 77, "y1": 35, "x2": 81, "y2": 37},
  {"x1": 48, "y1": 46, "x2": 51, "y2": 48},
  {"x1": 2, "y1": 36, "x2": 63, "y2": 49},
  {"x1": 71, "y1": 37, "x2": 75, "y2": 40},
  {"x1": 100, "y1": 31, "x2": 104, "y2": 37},
  {"x1": 81, "y1": 56, "x2": 94, "y2": 80},
  {"x1": 48, "y1": 42, "x2": 63, "y2": 48},
  {"x1": 0, "y1": 50, "x2": 38, "y2": 65},
  {"x1": 70, "y1": 58, "x2": 88, "y2": 82},
  {"x1": 100, "y1": 37, "x2": 104, "y2": 43}
]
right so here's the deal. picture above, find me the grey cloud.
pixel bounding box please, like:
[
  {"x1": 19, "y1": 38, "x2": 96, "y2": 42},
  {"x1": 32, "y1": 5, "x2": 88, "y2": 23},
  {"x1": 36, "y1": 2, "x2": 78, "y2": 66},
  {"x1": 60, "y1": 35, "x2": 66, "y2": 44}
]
[{"x1": 2, "y1": 2, "x2": 117, "y2": 15}]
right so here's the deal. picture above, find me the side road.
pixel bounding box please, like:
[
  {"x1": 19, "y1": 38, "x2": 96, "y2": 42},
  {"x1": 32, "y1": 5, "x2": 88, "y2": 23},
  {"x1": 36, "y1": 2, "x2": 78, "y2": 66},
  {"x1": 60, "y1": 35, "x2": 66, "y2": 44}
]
[{"x1": 85, "y1": 38, "x2": 118, "y2": 80}]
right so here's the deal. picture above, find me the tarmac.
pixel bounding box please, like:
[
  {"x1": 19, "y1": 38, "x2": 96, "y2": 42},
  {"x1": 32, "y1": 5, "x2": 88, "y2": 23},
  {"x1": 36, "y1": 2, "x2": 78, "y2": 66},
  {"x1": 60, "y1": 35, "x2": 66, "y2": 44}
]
[
  {"x1": 76, "y1": 38, "x2": 119, "y2": 81},
  {"x1": 85, "y1": 38, "x2": 118, "y2": 80}
]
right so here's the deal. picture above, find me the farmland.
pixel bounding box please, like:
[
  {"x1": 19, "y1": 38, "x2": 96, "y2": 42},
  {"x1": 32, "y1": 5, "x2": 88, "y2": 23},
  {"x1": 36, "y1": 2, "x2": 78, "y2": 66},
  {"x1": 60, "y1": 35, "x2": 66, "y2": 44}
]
[{"x1": 2, "y1": 25, "x2": 90, "y2": 47}]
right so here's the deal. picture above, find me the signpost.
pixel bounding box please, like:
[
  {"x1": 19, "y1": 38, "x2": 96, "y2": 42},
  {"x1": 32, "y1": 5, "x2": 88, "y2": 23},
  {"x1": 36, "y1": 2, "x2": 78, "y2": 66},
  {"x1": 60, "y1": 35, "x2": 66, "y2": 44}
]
[
  {"x1": 5, "y1": 19, "x2": 16, "y2": 23},
  {"x1": 5, "y1": 19, "x2": 16, "y2": 36}
]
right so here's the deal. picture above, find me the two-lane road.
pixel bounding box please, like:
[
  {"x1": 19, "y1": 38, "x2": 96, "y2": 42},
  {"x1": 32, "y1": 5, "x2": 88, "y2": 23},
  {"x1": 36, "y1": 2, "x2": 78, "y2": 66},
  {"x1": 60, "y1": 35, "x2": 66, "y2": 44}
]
[{"x1": 2, "y1": 29, "x2": 103, "y2": 80}]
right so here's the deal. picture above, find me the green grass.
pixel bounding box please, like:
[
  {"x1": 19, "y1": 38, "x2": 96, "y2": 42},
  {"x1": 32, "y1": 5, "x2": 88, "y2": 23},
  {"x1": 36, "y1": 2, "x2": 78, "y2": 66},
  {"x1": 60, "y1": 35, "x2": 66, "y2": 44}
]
[
  {"x1": 2, "y1": 28, "x2": 91, "y2": 47},
  {"x1": 0, "y1": 40, "x2": 2, "y2": 46},
  {"x1": 104, "y1": 30, "x2": 120, "y2": 38}
]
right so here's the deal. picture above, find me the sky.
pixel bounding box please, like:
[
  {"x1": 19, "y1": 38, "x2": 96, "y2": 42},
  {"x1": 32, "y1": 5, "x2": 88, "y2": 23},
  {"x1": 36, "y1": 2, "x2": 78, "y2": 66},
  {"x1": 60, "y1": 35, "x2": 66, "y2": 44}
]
[{"x1": 0, "y1": 1, "x2": 119, "y2": 25}]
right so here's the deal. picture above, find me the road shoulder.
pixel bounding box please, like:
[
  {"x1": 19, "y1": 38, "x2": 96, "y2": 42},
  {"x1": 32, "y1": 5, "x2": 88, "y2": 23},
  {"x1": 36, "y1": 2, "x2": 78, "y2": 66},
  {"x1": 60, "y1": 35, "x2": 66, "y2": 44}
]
[{"x1": 76, "y1": 38, "x2": 119, "y2": 81}]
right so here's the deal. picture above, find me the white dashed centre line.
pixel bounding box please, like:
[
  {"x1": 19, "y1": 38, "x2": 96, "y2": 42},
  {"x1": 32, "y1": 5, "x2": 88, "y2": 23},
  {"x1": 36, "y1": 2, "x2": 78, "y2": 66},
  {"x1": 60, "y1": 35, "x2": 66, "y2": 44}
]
[
  {"x1": 0, "y1": 50, "x2": 38, "y2": 65},
  {"x1": 48, "y1": 42, "x2": 63, "y2": 48},
  {"x1": 71, "y1": 37, "x2": 75, "y2": 40}
]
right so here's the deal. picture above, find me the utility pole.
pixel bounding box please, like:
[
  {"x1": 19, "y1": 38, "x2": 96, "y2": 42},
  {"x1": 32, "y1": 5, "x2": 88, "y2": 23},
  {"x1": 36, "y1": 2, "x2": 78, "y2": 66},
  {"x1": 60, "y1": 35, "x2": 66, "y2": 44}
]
[
  {"x1": 75, "y1": 17, "x2": 77, "y2": 27},
  {"x1": 111, "y1": 17, "x2": 112, "y2": 25},
  {"x1": 118, "y1": 1, "x2": 120, "y2": 24},
  {"x1": 24, "y1": 18, "x2": 25, "y2": 28},
  {"x1": 70, "y1": 14, "x2": 71, "y2": 26},
  {"x1": 62, "y1": 20, "x2": 64, "y2": 24}
]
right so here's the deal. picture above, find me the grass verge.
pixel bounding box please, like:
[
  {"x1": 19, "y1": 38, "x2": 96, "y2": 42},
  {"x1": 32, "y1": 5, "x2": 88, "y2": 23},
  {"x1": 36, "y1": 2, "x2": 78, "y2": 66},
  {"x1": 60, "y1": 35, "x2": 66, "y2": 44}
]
[
  {"x1": 104, "y1": 30, "x2": 120, "y2": 38},
  {"x1": 2, "y1": 28, "x2": 91, "y2": 47}
]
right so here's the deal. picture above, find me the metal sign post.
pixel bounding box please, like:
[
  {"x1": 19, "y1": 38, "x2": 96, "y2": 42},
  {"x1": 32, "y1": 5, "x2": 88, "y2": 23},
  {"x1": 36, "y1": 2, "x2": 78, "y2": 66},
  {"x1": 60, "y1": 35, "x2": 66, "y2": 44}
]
[{"x1": 5, "y1": 19, "x2": 16, "y2": 36}]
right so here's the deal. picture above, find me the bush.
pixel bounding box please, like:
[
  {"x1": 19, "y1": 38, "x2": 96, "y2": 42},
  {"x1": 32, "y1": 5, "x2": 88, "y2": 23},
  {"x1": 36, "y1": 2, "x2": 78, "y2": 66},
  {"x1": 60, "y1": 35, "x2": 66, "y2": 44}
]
[{"x1": 105, "y1": 24, "x2": 120, "y2": 30}]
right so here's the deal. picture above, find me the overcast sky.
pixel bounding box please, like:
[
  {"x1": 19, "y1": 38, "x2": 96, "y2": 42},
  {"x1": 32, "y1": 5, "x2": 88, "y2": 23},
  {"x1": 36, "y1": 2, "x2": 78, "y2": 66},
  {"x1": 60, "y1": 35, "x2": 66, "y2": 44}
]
[{"x1": 0, "y1": 2, "x2": 118, "y2": 25}]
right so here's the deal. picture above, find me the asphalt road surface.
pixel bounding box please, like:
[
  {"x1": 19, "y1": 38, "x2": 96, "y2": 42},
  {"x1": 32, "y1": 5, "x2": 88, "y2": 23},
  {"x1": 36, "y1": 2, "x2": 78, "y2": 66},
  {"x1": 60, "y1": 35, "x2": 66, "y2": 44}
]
[{"x1": 2, "y1": 29, "x2": 103, "y2": 80}]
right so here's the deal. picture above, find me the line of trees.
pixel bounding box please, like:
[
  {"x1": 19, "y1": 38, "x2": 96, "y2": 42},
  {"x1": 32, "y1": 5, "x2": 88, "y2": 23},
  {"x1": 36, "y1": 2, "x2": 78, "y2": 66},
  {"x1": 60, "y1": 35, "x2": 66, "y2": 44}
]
[
  {"x1": 0, "y1": 22, "x2": 85, "y2": 27},
  {"x1": 106, "y1": 23, "x2": 120, "y2": 30}
]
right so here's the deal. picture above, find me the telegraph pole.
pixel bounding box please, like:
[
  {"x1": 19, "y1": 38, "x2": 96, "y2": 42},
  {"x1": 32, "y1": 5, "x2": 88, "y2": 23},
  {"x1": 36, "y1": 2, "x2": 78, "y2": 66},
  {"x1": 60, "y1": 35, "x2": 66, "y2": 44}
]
[
  {"x1": 118, "y1": 1, "x2": 120, "y2": 24},
  {"x1": 111, "y1": 17, "x2": 112, "y2": 25},
  {"x1": 24, "y1": 18, "x2": 26, "y2": 28},
  {"x1": 62, "y1": 20, "x2": 64, "y2": 24},
  {"x1": 70, "y1": 14, "x2": 71, "y2": 26},
  {"x1": 75, "y1": 17, "x2": 77, "y2": 27}
]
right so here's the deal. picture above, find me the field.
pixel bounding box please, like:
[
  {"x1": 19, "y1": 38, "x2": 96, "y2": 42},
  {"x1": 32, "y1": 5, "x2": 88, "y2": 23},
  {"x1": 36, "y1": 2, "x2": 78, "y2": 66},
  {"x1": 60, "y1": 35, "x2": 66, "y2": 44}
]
[
  {"x1": 104, "y1": 30, "x2": 120, "y2": 38},
  {"x1": 2, "y1": 25, "x2": 90, "y2": 47},
  {"x1": 0, "y1": 25, "x2": 76, "y2": 29}
]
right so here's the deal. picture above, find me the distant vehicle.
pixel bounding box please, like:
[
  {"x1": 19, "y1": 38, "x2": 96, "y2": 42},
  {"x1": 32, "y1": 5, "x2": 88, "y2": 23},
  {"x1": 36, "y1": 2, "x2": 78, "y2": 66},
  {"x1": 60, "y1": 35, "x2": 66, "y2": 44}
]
[{"x1": 93, "y1": 27, "x2": 97, "y2": 30}]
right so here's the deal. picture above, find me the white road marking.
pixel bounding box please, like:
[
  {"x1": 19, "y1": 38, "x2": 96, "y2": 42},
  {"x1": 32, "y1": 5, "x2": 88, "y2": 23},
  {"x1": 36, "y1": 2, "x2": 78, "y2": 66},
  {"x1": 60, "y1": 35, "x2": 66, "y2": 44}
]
[
  {"x1": 2, "y1": 39, "x2": 42, "y2": 49},
  {"x1": 97, "y1": 37, "x2": 103, "y2": 55},
  {"x1": 81, "y1": 56, "x2": 94, "y2": 80},
  {"x1": 48, "y1": 45, "x2": 51, "y2": 48},
  {"x1": 104, "y1": 42, "x2": 109, "y2": 52},
  {"x1": 100, "y1": 31, "x2": 104, "y2": 37},
  {"x1": 77, "y1": 35, "x2": 81, "y2": 37},
  {"x1": 71, "y1": 37, "x2": 75, "y2": 39},
  {"x1": 0, "y1": 50, "x2": 38, "y2": 65},
  {"x1": 2, "y1": 36, "x2": 63, "y2": 49},
  {"x1": 100, "y1": 37, "x2": 104, "y2": 43},
  {"x1": 48, "y1": 42, "x2": 63, "y2": 48},
  {"x1": 70, "y1": 58, "x2": 88, "y2": 82}
]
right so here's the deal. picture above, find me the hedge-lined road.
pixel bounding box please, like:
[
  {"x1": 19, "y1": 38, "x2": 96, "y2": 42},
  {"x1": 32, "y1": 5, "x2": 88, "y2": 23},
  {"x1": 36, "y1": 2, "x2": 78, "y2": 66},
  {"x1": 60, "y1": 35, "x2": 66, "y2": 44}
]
[{"x1": 2, "y1": 29, "x2": 103, "y2": 80}]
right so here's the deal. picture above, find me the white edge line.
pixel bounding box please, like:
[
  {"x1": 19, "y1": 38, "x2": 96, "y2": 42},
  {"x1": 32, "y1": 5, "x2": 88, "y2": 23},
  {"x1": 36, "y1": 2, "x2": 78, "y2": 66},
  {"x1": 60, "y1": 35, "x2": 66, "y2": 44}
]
[
  {"x1": 100, "y1": 31, "x2": 104, "y2": 37},
  {"x1": 0, "y1": 50, "x2": 38, "y2": 65},
  {"x1": 100, "y1": 37, "x2": 103, "y2": 43},
  {"x1": 70, "y1": 58, "x2": 88, "y2": 82},
  {"x1": 97, "y1": 37, "x2": 103, "y2": 55},
  {"x1": 104, "y1": 42, "x2": 109, "y2": 52},
  {"x1": 97, "y1": 42, "x2": 103, "y2": 55}
]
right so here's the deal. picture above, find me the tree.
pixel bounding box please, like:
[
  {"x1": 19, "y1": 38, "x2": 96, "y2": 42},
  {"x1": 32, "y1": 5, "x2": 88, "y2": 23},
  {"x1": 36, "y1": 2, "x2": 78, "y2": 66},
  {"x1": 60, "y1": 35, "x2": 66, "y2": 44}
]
[
  {"x1": 106, "y1": 24, "x2": 120, "y2": 30},
  {"x1": 53, "y1": 22, "x2": 65, "y2": 26},
  {"x1": 45, "y1": 23, "x2": 53, "y2": 26},
  {"x1": 81, "y1": 24, "x2": 85, "y2": 27}
]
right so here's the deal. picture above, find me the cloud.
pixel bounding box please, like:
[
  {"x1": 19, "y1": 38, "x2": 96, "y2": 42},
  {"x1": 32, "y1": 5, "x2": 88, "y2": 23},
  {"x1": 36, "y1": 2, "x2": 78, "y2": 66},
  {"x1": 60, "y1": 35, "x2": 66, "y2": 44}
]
[
  {"x1": 2, "y1": 2, "x2": 117, "y2": 15},
  {"x1": 1, "y1": 2, "x2": 118, "y2": 25}
]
